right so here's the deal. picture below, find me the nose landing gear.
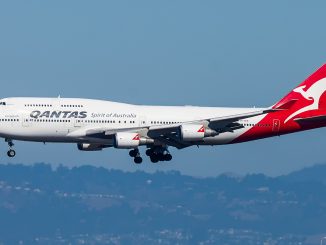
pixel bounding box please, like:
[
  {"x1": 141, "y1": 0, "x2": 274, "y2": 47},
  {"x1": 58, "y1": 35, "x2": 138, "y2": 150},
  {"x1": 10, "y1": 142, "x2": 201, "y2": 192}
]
[{"x1": 5, "y1": 139, "x2": 16, "y2": 158}]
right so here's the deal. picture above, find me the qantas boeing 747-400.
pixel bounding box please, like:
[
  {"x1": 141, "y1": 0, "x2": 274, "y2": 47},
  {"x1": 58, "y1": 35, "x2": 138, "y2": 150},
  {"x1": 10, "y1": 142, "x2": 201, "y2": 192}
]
[{"x1": 1, "y1": 64, "x2": 326, "y2": 164}]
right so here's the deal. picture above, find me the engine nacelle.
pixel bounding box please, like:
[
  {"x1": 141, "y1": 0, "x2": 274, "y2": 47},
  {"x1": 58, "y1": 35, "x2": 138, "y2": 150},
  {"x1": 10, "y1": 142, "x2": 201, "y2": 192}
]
[
  {"x1": 180, "y1": 124, "x2": 218, "y2": 141},
  {"x1": 180, "y1": 124, "x2": 205, "y2": 141},
  {"x1": 114, "y1": 132, "x2": 141, "y2": 149},
  {"x1": 77, "y1": 143, "x2": 103, "y2": 151}
]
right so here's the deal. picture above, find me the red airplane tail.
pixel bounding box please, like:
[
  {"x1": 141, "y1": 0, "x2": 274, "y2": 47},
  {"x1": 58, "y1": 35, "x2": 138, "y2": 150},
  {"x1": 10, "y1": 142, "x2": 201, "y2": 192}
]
[
  {"x1": 233, "y1": 64, "x2": 326, "y2": 144},
  {"x1": 273, "y1": 64, "x2": 326, "y2": 124}
]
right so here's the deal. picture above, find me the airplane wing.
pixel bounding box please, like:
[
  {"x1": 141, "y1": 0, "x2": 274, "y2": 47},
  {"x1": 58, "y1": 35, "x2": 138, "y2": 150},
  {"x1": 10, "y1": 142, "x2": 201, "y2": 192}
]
[
  {"x1": 68, "y1": 108, "x2": 275, "y2": 149},
  {"x1": 146, "y1": 108, "x2": 274, "y2": 148},
  {"x1": 209, "y1": 108, "x2": 274, "y2": 125}
]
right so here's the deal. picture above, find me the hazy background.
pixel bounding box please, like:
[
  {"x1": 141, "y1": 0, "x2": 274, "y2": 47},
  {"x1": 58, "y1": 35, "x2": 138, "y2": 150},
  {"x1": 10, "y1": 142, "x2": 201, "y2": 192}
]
[{"x1": 0, "y1": 0, "x2": 326, "y2": 177}]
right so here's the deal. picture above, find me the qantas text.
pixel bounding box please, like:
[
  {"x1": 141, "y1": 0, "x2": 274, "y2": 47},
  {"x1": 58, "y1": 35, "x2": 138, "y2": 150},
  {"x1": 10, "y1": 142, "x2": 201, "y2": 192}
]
[{"x1": 30, "y1": 111, "x2": 87, "y2": 119}]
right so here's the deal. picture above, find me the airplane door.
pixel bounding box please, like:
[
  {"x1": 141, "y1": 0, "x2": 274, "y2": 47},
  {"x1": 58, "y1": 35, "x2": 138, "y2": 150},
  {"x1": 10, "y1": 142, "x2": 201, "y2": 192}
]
[
  {"x1": 272, "y1": 119, "x2": 280, "y2": 132},
  {"x1": 139, "y1": 116, "x2": 147, "y2": 127},
  {"x1": 22, "y1": 115, "x2": 31, "y2": 127},
  {"x1": 74, "y1": 118, "x2": 83, "y2": 127}
]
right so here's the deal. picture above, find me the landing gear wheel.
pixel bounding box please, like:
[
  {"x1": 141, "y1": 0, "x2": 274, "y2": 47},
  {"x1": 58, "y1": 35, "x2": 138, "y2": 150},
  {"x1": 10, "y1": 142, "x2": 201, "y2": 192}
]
[
  {"x1": 146, "y1": 149, "x2": 153, "y2": 156},
  {"x1": 134, "y1": 156, "x2": 143, "y2": 164},
  {"x1": 164, "y1": 154, "x2": 172, "y2": 161},
  {"x1": 150, "y1": 155, "x2": 159, "y2": 163},
  {"x1": 7, "y1": 149, "x2": 16, "y2": 158},
  {"x1": 129, "y1": 149, "x2": 139, "y2": 158}
]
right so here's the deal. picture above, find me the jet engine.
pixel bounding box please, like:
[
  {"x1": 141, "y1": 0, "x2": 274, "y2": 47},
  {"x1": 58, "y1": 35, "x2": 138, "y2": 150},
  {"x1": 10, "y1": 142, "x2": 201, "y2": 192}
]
[
  {"x1": 180, "y1": 124, "x2": 218, "y2": 141},
  {"x1": 114, "y1": 132, "x2": 140, "y2": 149},
  {"x1": 180, "y1": 124, "x2": 205, "y2": 141},
  {"x1": 77, "y1": 143, "x2": 104, "y2": 151},
  {"x1": 114, "y1": 132, "x2": 154, "y2": 149}
]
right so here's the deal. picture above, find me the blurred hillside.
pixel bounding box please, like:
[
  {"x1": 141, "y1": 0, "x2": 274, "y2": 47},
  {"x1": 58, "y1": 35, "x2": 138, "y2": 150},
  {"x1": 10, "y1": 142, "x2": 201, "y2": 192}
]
[{"x1": 0, "y1": 163, "x2": 325, "y2": 244}]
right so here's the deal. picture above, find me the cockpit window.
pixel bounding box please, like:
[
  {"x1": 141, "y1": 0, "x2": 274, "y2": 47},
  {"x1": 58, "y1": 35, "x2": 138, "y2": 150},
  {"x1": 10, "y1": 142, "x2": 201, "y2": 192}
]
[{"x1": 0, "y1": 102, "x2": 6, "y2": 105}]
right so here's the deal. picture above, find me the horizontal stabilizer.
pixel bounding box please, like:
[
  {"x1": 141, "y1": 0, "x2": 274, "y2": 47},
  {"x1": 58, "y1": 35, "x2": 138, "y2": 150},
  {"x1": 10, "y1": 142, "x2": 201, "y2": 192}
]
[{"x1": 294, "y1": 115, "x2": 326, "y2": 124}]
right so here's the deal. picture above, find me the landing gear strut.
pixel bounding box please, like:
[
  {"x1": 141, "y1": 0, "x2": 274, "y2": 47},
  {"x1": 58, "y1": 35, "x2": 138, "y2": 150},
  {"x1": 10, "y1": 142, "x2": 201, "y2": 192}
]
[
  {"x1": 129, "y1": 148, "x2": 143, "y2": 164},
  {"x1": 5, "y1": 139, "x2": 16, "y2": 158}
]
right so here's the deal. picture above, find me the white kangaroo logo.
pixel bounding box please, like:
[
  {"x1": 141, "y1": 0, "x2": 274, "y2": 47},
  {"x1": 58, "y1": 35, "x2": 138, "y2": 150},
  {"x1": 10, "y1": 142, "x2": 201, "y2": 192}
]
[{"x1": 285, "y1": 77, "x2": 326, "y2": 123}]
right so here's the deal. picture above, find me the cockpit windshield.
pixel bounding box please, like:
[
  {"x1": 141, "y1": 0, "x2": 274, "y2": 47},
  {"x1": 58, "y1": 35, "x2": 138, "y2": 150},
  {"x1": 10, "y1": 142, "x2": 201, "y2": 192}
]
[{"x1": 0, "y1": 101, "x2": 6, "y2": 105}]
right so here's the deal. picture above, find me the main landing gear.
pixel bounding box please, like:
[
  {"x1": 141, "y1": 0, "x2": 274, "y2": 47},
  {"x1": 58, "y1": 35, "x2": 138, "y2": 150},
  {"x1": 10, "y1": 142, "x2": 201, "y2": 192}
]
[
  {"x1": 146, "y1": 147, "x2": 172, "y2": 163},
  {"x1": 129, "y1": 148, "x2": 143, "y2": 164},
  {"x1": 128, "y1": 146, "x2": 173, "y2": 164},
  {"x1": 5, "y1": 139, "x2": 16, "y2": 158}
]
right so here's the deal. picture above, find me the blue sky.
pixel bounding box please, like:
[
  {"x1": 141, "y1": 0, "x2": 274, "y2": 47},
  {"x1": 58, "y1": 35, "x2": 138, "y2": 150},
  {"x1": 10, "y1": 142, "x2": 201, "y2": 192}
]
[{"x1": 0, "y1": 1, "x2": 326, "y2": 176}]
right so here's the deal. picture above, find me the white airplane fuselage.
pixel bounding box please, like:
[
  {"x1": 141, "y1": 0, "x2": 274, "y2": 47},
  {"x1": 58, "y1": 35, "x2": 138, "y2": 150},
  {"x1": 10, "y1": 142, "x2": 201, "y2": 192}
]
[{"x1": 0, "y1": 97, "x2": 265, "y2": 145}]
